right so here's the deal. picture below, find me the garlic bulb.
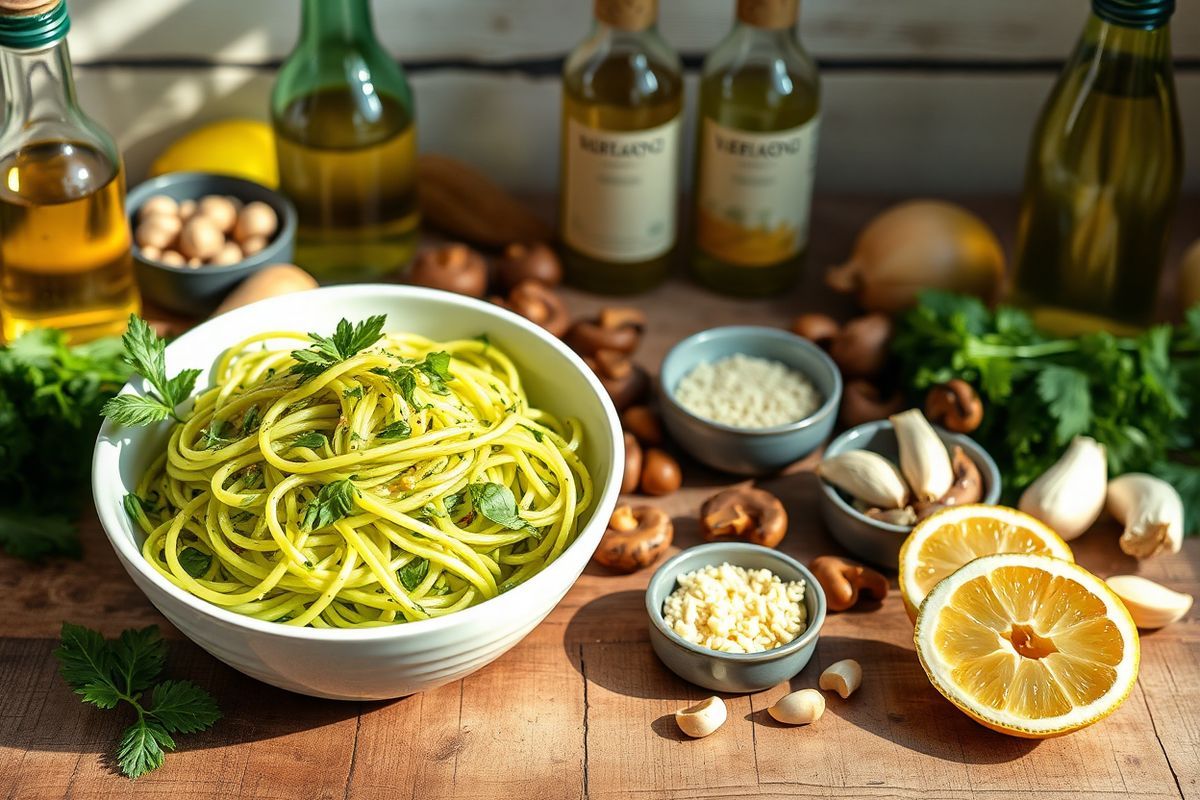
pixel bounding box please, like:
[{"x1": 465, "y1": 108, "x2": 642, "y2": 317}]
[
  {"x1": 1106, "y1": 473, "x2": 1183, "y2": 559},
  {"x1": 1018, "y1": 436, "x2": 1107, "y2": 540},
  {"x1": 889, "y1": 409, "x2": 953, "y2": 502}
]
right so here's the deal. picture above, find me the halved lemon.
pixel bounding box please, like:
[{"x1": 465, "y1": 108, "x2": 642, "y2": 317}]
[
  {"x1": 899, "y1": 504, "x2": 1073, "y2": 622},
  {"x1": 914, "y1": 553, "x2": 1139, "y2": 738}
]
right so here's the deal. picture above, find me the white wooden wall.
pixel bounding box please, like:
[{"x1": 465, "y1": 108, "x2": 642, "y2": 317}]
[{"x1": 58, "y1": 0, "x2": 1200, "y2": 194}]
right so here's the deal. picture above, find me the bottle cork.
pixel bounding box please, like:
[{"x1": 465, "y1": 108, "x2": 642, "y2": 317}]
[
  {"x1": 737, "y1": 0, "x2": 798, "y2": 29},
  {"x1": 595, "y1": 0, "x2": 657, "y2": 32},
  {"x1": 0, "y1": 0, "x2": 59, "y2": 14}
]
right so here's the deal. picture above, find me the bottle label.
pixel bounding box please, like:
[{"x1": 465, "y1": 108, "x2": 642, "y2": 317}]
[
  {"x1": 563, "y1": 115, "x2": 680, "y2": 263},
  {"x1": 696, "y1": 115, "x2": 820, "y2": 267}
]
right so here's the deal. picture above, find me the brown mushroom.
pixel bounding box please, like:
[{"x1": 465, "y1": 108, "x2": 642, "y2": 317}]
[
  {"x1": 585, "y1": 355, "x2": 649, "y2": 412},
  {"x1": 700, "y1": 487, "x2": 788, "y2": 548},
  {"x1": 497, "y1": 241, "x2": 562, "y2": 289},
  {"x1": 566, "y1": 307, "x2": 646, "y2": 357},
  {"x1": 622, "y1": 432, "x2": 642, "y2": 494},
  {"x1": 809, "y1": 555, "x2": 889, "y2": 612},
  {"x1": 592, "y1": 505, "x2": 674, "y2": 573},
  {"x1": 790, "y1": 313, "x2": 840, "y2": 350},
  {"x1": 409, "y1": 243, "x2": 488, "y2": 297},
  {"x1": 621, "y1": 404, "x2": 663, "y2": 446},
  {"x1": 829, "y1": 313, "x2": 892, "y2": 378},
  {"x1": 839, "y1": 379, "x2": 905, "y2": 428},
  {"x1": 501, "y1": 279, "x2": 571, "y2": 338},
  {"x1": 912, "y1": 446, "x2": 983, "y2": 518},
  {"x1": 640, "y1": 448, "x2": 682, "y2": 496},
  {"x1": 924, "y1": 379, "x2": 984, "y2": 434}
]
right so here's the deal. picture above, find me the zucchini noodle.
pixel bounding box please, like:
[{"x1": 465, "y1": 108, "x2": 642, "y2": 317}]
[{"x1": 127, "y1": 325, "x2": 594, "y2": 628}]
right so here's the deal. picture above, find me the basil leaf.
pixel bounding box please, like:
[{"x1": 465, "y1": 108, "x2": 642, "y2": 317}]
[
  {"x1": 398, "y1": 557, "x2": 429, "y2": 591},
  {"x1": 178, "y1": 547, "x2": 211, "y2": 578},
  {"x1": 467, "y1": 482, "x2": 529, "y2": 531}
]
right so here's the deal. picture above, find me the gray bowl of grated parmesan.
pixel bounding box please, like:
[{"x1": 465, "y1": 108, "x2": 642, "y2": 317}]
[{"x1": 659, "y1": 326, "x2": 841, "y2": 474}]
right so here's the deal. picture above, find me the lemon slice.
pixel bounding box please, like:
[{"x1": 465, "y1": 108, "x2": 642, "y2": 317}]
[
  {"x1": 914, "y1": 553, "x2": 1139, "y2": 738},
  {"x1": 899, "y1": 504, "x2": 1073, "y2": 621}
]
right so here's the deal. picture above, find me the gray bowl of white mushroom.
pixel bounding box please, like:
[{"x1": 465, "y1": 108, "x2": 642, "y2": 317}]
[
  {"x1": 816, "y1": 411, "x2": 1001, "y2": 569},
  {"x1": 128, "y1": 172, "x2": 297, "y2": 316}
]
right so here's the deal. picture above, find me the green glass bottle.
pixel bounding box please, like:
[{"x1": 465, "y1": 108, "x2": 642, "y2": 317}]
[
  {"x1": 560, "y1": 0, "x2": 683, "y2": 294},
  {"x1": 691, "y1": 0, "x2": 820, "y2": 297},
  {"x1": 271, "y1": 0, "x2": 418, "y2": 283},
  {"x1": 1011, "y1": 0, "x2": 1181, "y2": 334}
]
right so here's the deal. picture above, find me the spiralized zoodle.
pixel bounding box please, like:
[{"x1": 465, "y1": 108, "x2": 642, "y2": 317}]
[{"x1": 127, "y1": 319, "x2": 594, "y2": 628}]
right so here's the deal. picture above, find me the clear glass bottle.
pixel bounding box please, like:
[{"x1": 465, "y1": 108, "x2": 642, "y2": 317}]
[
  {"x1": 560, "y1": 0, "x2": 682, "y2": 294},
  {"x1": 272, "y1": 0, "x2": 419, "y2": 283},
  {"x1": 0, "y1": 0, "x2": 138, "y2": 343},
  {"x1": 691, "y1": 0, "x2": 820, "y2": 296},
  {"x1": 1011, "y1": 0, "x2": 1181, "y2": 334}
]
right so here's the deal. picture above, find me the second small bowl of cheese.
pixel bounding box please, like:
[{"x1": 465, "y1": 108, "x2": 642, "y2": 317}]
[
  {"x1": 659, "y1": 326, "x2": 841, "y2": 475},
  {"x1": 646, "y1": 542, "x2": 827, "y2": 693}
]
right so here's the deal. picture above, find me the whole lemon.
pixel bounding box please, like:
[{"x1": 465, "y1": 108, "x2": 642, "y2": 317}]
[{"x1": 150, "y1": 119, "x2": 277, "y2": 188}]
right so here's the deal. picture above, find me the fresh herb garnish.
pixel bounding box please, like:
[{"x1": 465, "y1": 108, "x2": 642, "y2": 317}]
[
  {"x1": 290, "y1": 431, "x2": 328, "y2": 451},
  {"x1": 474, "y1": 333, "x2": 491, "y2": 349},
  {"x1": 199, "y1": 419, "x2": 229, "y2": 450},
  {"x1": 289, "y1": 316, "x2": 387, "y2": 379},
  {"x1": 399, "y1": 557, "x2": 430, "y2": 591},
  {"x1": 178, "y1": 547, "x2": 212, "y2": 578},
  {"x1": 371, "y1": 352, "x2": 454, "y2": 406},
  {"x1": 343, "y1": 385, "x2": 364, "y2": 400},
  {"x1": 467, "y1": 482, "x2": 534, "y2": 533},
  {"x1": 300, "y1": 479, "x2": 357, "y2": 531},
  {"x1": 240, "y1": 405, "x2": 261, "y2": 437},
  {"x1": 102, "y1": 315, "x2": 200, "y2": 427},
  {"x1": 521, "y1": 424, "x2": 545, "y2": 442},
  {"x1": 54, "y1": 623, "x2": 221, "y2": 779},
  {"x1": 377, "y1": 420, "x2": 412, "y2": 440}
]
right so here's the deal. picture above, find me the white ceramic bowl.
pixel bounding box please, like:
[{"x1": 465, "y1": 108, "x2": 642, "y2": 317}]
[{"x1": 92, "y1": 285, "x2": 623, "y2": 700}]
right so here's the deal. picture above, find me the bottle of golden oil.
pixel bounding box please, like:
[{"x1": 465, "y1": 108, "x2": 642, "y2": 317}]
[
  {"x1": 691, "y1": 0, "x2": 820, "y2": 296},
  {"x1": 272, "y1": 0, "x2": 418, "y2": 283},
  {"x1": 560, "y1": 0, "x2": 683, "y2": 294},
  {"x1": 0, "y1": 0, "x2": 138, "y2": 343},
  {"x1": 1011, "y1": 0, "x2": 1181, "y2": 334}
]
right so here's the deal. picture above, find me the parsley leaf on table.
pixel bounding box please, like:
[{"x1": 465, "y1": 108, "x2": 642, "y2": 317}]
[
  {"x1": 289, "y1": 316, "x2": 387, "y2": 379},
  {"x1": 54, "y1": 623, "x2": 221, "y2": 779},
  {"x1": 101, "y1": 315, "x2": 199, "y2": 426}
]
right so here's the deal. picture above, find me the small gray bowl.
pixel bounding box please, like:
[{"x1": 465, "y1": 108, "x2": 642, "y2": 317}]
[
  {"x1": 817, "y1": 419, "x2": 1002, "y2": 569},
  {"x1": 646, "y1": 542, "x2": 827, "y2": 694},
  {"x1": 128, "y1": 172, "x2": 297, "y2": 316},
  {"x1": 659, "y1": 326, "x2": 841, "y2": 475}
]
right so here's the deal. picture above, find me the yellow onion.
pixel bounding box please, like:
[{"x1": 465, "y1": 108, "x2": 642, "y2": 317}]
[
  {"x1": 1182, "y1": 239, "x2": 1200, "y2": 311},
  {"x1": 826, "y1": 200, "x2": 1006, "y2": 314}
]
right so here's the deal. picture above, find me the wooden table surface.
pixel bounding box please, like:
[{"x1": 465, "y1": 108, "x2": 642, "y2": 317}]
[{"x1": 2, "y1": 196, "x2": 1198, "y2": 800}]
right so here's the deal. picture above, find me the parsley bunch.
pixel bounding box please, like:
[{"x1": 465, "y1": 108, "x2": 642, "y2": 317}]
[
  {"x1": 55, "y1": 623, "x2": 221, "y2": 779},
  {"x1": 893, "y1": 292, "x2": 1200, "y2": 532},
  {"x1": 0, "y1": 329, "x2": 131, "y2": 559}
]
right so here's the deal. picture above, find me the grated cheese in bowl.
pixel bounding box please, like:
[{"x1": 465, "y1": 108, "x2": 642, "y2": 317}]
[
  {"x1": 662, "y1": 562, "x2": 807, "y2": 654},
  {"x1": 672, "y1": 353, "x2": 821, "y2": 429}
]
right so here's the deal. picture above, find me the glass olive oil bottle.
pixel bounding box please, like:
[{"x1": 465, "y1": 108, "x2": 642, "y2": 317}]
[
  {"x1": 691, "y1": 0, "x2": 820, "y2": 296},
  {"x1": 1011, "y1": 0, "x2": 1181, "y2": 334},
  {"x1": 272, "y1": 0, "x2": 418, "y2": 283},
  {"x1": 0, "y1": 0, "x2": 138, "y2": 343},
  {"x1": 560, "y1": 0, "x2": 683, "y2": 294}
]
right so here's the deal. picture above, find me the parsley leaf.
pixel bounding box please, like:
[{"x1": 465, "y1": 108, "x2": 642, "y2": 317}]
[
  {"x1": 290, "y1": 431, "x2": 328, "y2": 451},
  {"x1": 240, "y1": 405, "x2": 261, "y2": 437},
  {"x1": 117, "y1": 719, "x2": 174, "y2": 779},
  {"x1": 199, "y1": 419, "x2": 229, "y2": 450},
  {"x1": 1036, "y1": 366, "x2": 1092, "y2": 443},
  {"x1": 301, "y1": 479, "x2": 357, "y2": 531},
  {"x1": 289, "y1": 316, "x2": 386, "y2": 379},
  {"x1": 148, "y1": 680, "x2": 222, "y2": 733},
  {"x1": 178, "y1": 547, "x2": 212, "y2": 578},
  {"x1": 102, "y1": 315, "x2": 199, "y2": 426},
  {"x1": 520, "y1": 424, "x2": 545, "y2": 442},
  {"x1": 371, "y1": 352, "x2": 453, "y2": 406},
  {"x1": 398, "y1": 557, "x2": 429, "y2": 591},
  {"x1": 467, "y1": 482, "x2": 532, "y2": 532},
  {"x1": 377, "y1": 420, "x2": 412, "y2": 440}
]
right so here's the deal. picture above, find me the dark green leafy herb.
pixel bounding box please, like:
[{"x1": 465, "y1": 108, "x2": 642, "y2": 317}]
[
  {"x1": 301, "y1": 479, "x2": 357, "y2": 531},
  {"x1": 467, "y1": 482, "x2": 534, "y2": 533},
  {"x1": 289, "y1": 316, "x2": 387, "y2": 379},
  {"x1": 371, "y1": 352, "x2": 454, "y2": 406},
  {"x1": 893, "y1": 291, "x2": 1200, "y2": 532},
  {"x1": 291, "y1": 431, "x2": 328, "y2": 451},
  {"x1": 240, "y1": 405, "x2": 261, "y2": 437},
  {"x1": 521, "y1": 424, "x2": 545, "y2": 443},
  {"x1": 54, "y1": 623, "x2": 220, "y2": 779},
  {"x1": 398, "y1": 556, "x2": 429, "y2": 590},
  {"x1": 178, "y1": 547, "x2": 212, "y2": 578},
  {"x1": 101, "y1": 315, "x2": 200, "y2": 426},
  {"x1": 377, "y1": 420, "x2": 412, "y2": 440},
  {"x1": 343, "y1": 385, "x2": 364, "y2": 400},
  {"x1": 199, "y1": 419, "x2": 229, "y2": 450},
  {"x1": 474, "y1": 333, "x2": 491, "y2": 349}
]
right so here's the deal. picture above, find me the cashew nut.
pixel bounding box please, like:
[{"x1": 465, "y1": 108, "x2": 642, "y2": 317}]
[
  {"x1": 768, "y1": 688, "x2": 825, "y2": 725},
  {"x1": 924, "y1": 379, "x2": 984, "y2": 434},
  {"x1": 675, "y1": 695, "x2": 727, "y2": 738},
  {"x1": 809, "y1": 556, "x2": 889, "y2": 612},
  {"x1": 592, "y1": 505, "x2": 673, "y2": 573},
  {"x1": 700, "y1": 487, "x2": 788, "y2": 548},
  {"x1": 819, "y1": 659, "x2": 862, "y2": 699}
]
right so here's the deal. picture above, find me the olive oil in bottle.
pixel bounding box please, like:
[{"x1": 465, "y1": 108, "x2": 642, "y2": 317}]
[
  {"x1": 272, "y1": 0, "x2": 418, "y2": 283},
  {"x1": 691, "y1": 0, "x2": 820, "y2": 296},
  {"x1": 0, "y1": 2, "x2": 137, "y2": 343},
  {"x1": 1011, "y1": 0, "x2": 1181, "y2": 334},
  {"x1": 560, "y1": 0, "x2": 683, "y2": 294}
]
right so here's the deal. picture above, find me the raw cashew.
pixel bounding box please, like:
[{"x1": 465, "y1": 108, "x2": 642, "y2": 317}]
[
  {"x1": 675, "y1": 695, "x2": 727, "y2": 738},
  {"x1": 769, "y1": 688, "x2": 825, "y2": 725},
  {"x1": 819, "y1": 659, "x2": 862, "y2": 699}
]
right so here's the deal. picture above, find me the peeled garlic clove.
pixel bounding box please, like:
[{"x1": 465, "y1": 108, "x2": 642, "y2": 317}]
[
  {"x1": 889, "y1": 409, "x2": 952, "y2": 502},
  {"x1": 1107, "y1": 473, "x2": 1183, "y2": 559},
  {"x1": 769, "y1": 688, "x2": 825, "y2": 725},
  {"x1": 865, "y1": 506, "x2": 917, "y2": 526},
  {"x1": 819, "y1": 659, "x2": 862, "y2": 699},
  {"x1": 819, "y1": 450, "x2": 910, "y2": 510},
  {"x1": 1018, "y1": 436, "x2": 1106, "y2": 540},
  {"x1": 675, "y1": 695, "x2": 726, "y2": 738},
  {"x1": 1106, "y1": 575, "x2": 1192, "y2": 629}
]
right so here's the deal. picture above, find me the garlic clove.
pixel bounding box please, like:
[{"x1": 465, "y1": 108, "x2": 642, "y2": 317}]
[
  {"x1": 818, "y1": 450, "x2": 910, "y2": 510},
  {"x1": 1107, "y1": 473, "x2": 1184, "y2": 559},
  {"x1": 1106, "y1": 575, "x2": 1192, "y2": 629},
  {"x1": 1018, "y1": 436, "x2": 1107, "y2": 541},
  {"x1": 769, "y1": 688, "x2": 825, "y2": 725},
  {"x1": 889, "y1": 409, "x2": 953, "y2": 502},
  {"x1": 819, "y1": 659, "x2": 863, "y2": 699},
  {"x1": 675, "y1": 696, "x2": 727, "y2": 738}
]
